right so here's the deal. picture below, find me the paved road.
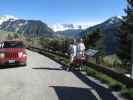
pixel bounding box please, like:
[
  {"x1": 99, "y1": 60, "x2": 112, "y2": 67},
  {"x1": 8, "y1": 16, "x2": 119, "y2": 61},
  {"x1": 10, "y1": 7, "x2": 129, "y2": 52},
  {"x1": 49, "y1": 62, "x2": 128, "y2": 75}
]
[{"x1": 0, "y1": 50, "x2": 122, "y2": 100}]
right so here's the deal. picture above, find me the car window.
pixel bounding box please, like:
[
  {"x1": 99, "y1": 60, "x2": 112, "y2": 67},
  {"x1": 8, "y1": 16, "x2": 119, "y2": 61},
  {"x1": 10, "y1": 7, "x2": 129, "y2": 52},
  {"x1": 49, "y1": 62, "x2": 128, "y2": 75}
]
[{"x1": 0, "y1": 41, "x2": 25, "y2": 48}]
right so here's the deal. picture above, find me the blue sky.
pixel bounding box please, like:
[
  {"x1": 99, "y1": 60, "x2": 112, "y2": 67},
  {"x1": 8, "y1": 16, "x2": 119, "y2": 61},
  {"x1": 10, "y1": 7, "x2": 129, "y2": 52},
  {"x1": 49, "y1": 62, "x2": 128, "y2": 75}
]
[{"x1": 0, "y1": 0, "x2": 127, "y2": 25}]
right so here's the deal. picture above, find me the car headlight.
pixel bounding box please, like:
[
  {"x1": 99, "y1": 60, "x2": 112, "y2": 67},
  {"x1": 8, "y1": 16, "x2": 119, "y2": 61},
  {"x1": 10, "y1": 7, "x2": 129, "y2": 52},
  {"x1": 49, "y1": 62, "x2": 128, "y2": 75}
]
[
  {"x1": 18, "y1": 52, "x2": 23, "y2": 58},
  {"x1": 18, "y1": 52, "x2": 27, "y2": 58},
  {"x1": 0, "y1": 53, "x2": 5, "y2": 58}
]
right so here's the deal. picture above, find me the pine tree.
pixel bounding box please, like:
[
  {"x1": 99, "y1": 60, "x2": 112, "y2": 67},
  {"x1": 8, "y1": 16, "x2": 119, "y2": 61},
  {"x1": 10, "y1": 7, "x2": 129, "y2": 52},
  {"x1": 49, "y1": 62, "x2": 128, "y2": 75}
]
[
  {"x1": 117, "y1": 0, "x2": 133, "y2": 63},
  {"x1": 84, "y1": 28, "x2": 101, "y2": 48}
]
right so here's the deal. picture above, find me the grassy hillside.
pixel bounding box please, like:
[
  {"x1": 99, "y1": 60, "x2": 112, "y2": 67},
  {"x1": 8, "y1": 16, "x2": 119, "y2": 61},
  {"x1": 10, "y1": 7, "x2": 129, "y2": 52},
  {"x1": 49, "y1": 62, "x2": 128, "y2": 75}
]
[{"x1": 0, "y1": 30, "x2": 17, "y2": 40}]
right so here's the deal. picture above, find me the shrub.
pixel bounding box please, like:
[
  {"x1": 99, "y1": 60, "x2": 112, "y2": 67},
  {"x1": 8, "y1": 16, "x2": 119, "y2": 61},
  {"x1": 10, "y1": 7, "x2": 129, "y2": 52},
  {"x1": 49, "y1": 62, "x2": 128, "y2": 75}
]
[
  {"x1": 102, "y1": 54, "x2": 122, "y2": 67},
  {"x1": 122, "y1": 88, "x2": 133, "y2": 100}
]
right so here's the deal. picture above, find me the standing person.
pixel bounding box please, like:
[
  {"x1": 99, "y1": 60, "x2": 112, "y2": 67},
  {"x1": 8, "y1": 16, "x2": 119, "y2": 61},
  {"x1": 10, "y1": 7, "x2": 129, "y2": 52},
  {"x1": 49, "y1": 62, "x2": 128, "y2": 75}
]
[
  {"x1": 77, "y1": 38, "x2": 86, "y2": 70},
  {"x1": 77, "y1": 38, "x2": 86, "y2": 57},
  {"x1": 67, "y1": 39, "x2": 77, "y2": 71}
]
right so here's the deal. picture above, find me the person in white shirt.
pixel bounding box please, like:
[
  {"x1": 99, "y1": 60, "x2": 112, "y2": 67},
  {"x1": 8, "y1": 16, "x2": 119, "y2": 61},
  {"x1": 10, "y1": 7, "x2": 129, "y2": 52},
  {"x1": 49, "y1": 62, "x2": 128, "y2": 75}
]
[
  {"x1": 67, "y1": 39, "x2": 77, "y2": 71},
  {"x1": 76, "y1": 38, "x2": 86, "y2": 70},
  {"x1": 69, "y1": 39, "x2": 77, "y2": 63},
  {"x1": 77, "y1": 38, "x2": 86, "y2": 58}
]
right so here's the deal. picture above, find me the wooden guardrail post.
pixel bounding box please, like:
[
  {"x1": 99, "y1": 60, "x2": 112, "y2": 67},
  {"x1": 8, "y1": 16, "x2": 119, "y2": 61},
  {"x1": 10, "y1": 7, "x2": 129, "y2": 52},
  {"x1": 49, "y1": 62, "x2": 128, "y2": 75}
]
[{"x1": 131, "y1": 39, "x2": 133, "y2": 79}]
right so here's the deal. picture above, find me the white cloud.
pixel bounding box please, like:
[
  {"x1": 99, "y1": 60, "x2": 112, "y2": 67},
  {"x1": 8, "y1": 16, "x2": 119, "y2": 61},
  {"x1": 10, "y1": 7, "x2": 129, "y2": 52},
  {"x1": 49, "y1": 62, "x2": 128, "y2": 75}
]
[
  {"x1": 0, "y1": 15, "x2": 18, "y2": 25},
  {"x1": 50, "y1": 21, "x2": 102, "y2": 32}
]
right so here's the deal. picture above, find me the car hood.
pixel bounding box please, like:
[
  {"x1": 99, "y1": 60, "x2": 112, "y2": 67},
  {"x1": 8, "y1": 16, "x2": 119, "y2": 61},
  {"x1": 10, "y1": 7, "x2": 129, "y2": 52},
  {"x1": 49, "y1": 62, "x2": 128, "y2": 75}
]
[{"x1": 0, "y1": 48, "x2": 26, "y2": 53}]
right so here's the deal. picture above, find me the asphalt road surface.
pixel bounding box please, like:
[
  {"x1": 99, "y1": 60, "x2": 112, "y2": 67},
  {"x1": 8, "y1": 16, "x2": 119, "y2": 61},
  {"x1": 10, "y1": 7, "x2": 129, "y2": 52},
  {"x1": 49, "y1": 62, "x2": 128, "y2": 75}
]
[{"x1": 0, "y1": 50, "x2": 124, "y2": 100}]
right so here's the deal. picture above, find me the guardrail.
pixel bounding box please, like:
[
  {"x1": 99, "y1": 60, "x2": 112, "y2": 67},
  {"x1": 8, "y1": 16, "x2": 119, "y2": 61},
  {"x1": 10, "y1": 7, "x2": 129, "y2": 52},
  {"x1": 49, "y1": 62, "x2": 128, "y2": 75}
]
[
  {"x1": 86, "y1": 62, "x2": 133, "y2": 88},
  {"x1": 27, "y1": 46, "x2": 69, "y2": 58},
  {"x1": 28, "y1": 46, "x2": 133, "y2": 88}
]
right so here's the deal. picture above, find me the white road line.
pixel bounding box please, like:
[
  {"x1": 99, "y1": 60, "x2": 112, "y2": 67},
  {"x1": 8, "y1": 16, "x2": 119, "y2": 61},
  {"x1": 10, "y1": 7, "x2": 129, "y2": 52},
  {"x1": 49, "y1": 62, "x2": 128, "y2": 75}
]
[{"x1": 90, "y1": 89, "x2": 102, "y2": 100}]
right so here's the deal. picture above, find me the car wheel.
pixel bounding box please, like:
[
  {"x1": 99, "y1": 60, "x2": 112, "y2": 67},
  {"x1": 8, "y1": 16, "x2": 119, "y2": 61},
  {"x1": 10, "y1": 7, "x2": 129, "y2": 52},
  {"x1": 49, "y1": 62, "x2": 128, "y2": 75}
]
[{"x1": 20, "y1": 62, "x2": 27, "y2": 66}]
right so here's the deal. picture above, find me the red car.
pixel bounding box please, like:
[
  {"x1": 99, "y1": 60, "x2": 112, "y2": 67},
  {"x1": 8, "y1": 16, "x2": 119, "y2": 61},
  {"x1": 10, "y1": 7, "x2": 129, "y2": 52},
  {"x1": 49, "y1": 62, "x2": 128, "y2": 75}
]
[{"x1": 0, "y1": 40, "x2": 27, "y2": 66}]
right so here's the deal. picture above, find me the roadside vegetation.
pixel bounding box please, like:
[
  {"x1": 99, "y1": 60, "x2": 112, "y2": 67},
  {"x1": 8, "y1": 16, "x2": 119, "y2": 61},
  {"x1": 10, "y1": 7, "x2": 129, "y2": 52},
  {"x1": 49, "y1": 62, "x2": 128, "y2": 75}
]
[
  {"x1": 0, "y1": 30, "x2": 18, "y2": 40},
  {"x1": 0, "y1": 30, "x2": 25, "y2": 41}
]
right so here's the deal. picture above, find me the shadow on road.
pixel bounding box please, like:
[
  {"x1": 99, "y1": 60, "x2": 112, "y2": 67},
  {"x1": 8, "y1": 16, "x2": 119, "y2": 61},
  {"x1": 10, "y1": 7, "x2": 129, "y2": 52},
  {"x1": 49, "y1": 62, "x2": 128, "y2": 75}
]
[
  {"x1": 32, "y1": 67, "x2": 63, "y2": 71},
  {"x1": 0, "y1": 65, "x2": 25, "y2": 69},
  {"x1": 33, "y1": 65, "x2": 118, "y2": 100},
  {"x1": 49, "y1": 86, "x2": 97, "y2": 100},
  {"x1": 71, "y1": 70, "x2": 118, "y2": 100}
]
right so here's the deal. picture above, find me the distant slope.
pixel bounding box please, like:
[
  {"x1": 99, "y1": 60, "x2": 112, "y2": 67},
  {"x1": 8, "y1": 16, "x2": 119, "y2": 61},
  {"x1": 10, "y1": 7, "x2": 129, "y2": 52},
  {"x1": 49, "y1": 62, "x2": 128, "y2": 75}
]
[
  {"x1": 55, "y1": 29, "x2": 83, "y2": 38},
  {"x1": 0, "y1": 30, "x2": 17, "y2": 40}
]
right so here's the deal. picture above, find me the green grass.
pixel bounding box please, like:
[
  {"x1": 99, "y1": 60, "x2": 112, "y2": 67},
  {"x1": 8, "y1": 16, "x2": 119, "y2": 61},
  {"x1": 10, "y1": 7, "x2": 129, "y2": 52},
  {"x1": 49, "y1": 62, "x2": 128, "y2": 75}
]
[
  {"x1": 86, "y1": 67, "x2": 126, "y2": 91},
  {"x1": 121, "y1": 88, "x2": 133, "y2": 99},
  {"x1": 86, "y1": 65, "x2": 133, "y2": 99}
]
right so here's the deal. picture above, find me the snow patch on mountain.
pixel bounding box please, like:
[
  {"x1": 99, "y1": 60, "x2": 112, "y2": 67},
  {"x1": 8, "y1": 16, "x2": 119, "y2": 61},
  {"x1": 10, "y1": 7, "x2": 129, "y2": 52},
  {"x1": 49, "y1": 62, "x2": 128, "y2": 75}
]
[
  {"x1": 0, "y1": 15, "x2": 18, "y2": 25},
  {"x1": 107, "y1": 16, "x2": 123, "y2": 25},
  {"x1": 51, "y1": 24, "x2": 82, "y2": 32}
]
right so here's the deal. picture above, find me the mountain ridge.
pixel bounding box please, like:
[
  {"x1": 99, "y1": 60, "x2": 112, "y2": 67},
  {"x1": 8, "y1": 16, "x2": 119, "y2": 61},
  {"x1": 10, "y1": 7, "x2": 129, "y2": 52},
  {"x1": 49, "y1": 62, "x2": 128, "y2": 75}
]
[
  {"x1": 0, "y1": 16, "x2": 54, "y2": 37},
  {"x1": 81, "y1": 16, "x2": 123, "y2": 54},
  {"x1": 0, "y1": 15, "x2": 123, "y2": 40}
]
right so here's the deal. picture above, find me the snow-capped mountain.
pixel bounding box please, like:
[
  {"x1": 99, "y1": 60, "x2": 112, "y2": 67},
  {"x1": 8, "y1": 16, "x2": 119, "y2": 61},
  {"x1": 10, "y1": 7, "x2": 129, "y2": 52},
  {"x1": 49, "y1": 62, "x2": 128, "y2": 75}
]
[
  {"x1": 0, "y1": 15, "x2": 18, "y2": 25},
  {"x1": 0, "y1": 15, "x2": 53, "y2": 37},
  {"x1": 104, "y1": 16, "x2": 123, "y2": 26}
]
